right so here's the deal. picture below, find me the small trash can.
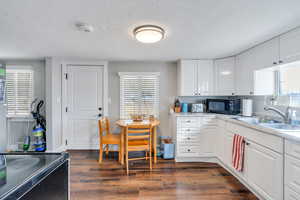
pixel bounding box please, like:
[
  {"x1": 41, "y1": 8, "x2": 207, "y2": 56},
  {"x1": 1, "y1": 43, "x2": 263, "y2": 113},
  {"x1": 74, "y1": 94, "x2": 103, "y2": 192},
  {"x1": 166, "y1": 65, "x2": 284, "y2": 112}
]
[{"x1": 160, "y1": 136, "x2": 175, "y2": 159}]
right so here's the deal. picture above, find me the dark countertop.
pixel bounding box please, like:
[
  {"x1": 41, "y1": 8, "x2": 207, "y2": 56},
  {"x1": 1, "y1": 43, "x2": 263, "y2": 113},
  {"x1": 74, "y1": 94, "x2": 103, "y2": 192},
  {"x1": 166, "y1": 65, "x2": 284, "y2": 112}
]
[{"x1": 0, "y1": 152, "x2": 69, "y2": 200}]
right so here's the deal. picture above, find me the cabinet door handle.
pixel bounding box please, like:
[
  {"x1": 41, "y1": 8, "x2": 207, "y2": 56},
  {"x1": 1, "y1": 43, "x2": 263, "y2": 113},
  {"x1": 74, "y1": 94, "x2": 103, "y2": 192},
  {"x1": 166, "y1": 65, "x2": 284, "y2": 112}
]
[
  {"x1": 232, "y1": 93, "x2": 235, "y2": 96},
  {"x1": 186, "y1": 120, "x2": 191, "y2": 123},
  {"x1": 186, "y1": 129, "x2": 190, "y2": 131}
]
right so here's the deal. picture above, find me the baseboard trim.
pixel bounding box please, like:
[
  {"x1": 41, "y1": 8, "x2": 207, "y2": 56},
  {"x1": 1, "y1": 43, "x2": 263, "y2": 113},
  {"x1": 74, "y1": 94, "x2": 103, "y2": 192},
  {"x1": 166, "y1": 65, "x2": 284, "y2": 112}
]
[{"x1": 175, "y1": 157, "x2": 218, "y2": 163}]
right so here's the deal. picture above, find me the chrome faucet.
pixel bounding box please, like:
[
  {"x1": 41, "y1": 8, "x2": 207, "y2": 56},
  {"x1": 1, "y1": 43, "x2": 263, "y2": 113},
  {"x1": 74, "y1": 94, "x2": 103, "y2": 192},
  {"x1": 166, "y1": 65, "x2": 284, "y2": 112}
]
[{"x1": 264, "y1": 106, "x2": 292, "y2": 124}]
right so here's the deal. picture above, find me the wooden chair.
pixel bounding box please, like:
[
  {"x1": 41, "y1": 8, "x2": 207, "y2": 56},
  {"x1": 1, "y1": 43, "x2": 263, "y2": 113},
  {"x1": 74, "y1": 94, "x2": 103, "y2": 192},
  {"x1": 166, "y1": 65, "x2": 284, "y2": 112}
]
[
  {"x1": 125, "y1": 124, "x2": 152, "y2": 175},
  {"x1": 98, "y1": 117, "x2": 122, "y2": 164}
]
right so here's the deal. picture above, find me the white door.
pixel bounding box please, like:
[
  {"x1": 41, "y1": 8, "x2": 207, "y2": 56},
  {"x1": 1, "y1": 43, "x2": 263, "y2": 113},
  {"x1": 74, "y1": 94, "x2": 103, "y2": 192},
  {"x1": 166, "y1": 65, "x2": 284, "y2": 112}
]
[
  {"x1": 64, "y1": 65, "x2": 104, "y2": 149},
  {"x1": 197, "y1": 60, "x2": 214, "y2": 95},
  {"x1": 245, "y1": 141, "x2": 283, "y2": 200}
]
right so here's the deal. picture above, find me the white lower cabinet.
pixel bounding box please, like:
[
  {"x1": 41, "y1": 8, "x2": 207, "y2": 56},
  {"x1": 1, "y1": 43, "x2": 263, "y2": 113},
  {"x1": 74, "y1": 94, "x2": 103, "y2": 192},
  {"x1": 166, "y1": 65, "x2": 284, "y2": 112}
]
[
  {"x1": 175, "y1": 116, "x2": 289, "y2": 200},
  {"x1": 223, "y1": 131, "x2": 233, "y2": 168},
  {"x1": 285, "y1": 187, "x2": 300, "y2": 200},
  {"x1": 175, "y1": 116, "x2": 216, "y2": 159},
  {"x1": 245, "y1": 141, "x2": 283, "y2": 200},
  {"x1": 285, "y1": 140, "x2": 300, "y2": 198}
]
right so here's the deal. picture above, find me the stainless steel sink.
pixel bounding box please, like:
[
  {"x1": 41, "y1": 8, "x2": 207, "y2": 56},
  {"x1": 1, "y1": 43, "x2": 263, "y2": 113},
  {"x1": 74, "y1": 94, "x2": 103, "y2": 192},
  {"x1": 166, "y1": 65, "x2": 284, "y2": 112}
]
[
  {"x1": 234, "y1": 117, "x2": 281, "y2": 125},
  {"x1": 258, "y1": 123, "x2": 300, "y2": 131},
  {"x1": 234, "y1": 116, "x2": 300, "y2": 132}
]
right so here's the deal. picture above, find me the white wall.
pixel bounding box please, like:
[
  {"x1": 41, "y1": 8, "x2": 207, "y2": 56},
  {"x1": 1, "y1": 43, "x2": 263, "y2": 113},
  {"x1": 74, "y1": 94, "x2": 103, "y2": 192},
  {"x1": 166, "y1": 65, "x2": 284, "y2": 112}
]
[
  {"x1": 5, "y1": 60, "x2": 46, "y2": 150},
  {"x1": 45, "y1": 57, "x2": 63, "y2": 151},
  {"x1": 108, "y1": 61, "x2": 177, "y2": 137}
]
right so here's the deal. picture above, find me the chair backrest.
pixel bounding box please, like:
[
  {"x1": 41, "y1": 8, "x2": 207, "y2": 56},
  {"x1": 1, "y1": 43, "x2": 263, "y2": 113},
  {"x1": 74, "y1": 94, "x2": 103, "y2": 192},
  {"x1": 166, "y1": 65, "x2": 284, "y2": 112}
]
[
  {"x1": 125, "y1": 124, "x2": 152, "y2": 142},
  {"x1": 98, "y1": 117, "x2": 111, "y2": 138}
]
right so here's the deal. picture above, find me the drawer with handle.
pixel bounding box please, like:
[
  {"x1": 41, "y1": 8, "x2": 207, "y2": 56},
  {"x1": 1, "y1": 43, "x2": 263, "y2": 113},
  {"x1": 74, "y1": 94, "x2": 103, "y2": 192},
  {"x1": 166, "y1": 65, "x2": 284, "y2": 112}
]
[
  {"x1": 177, "y1": 146, "x2": 200, "y2": 157},
  {"x1": 178, "y1": 127, "x2": 201, "y2": 134},
  {"x1": 177, "y1": 134, "x2": 200, "y2": 142},
  {"x1": 177, "y1": 117, "x2": 201, "y2": 127}
]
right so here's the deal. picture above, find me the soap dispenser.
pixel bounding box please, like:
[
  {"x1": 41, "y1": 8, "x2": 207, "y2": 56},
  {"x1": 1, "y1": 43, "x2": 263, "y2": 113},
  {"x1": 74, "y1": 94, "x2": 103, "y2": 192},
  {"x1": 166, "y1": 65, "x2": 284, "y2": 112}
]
[{"x1": 291, "y1": 110, "x2": 298, "y2": 125}]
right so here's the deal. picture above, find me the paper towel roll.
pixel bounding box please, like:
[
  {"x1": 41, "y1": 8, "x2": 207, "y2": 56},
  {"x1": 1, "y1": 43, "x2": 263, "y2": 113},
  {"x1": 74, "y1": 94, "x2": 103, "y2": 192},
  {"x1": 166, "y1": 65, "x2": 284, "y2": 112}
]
[{"x1": 242, "y1": 99, "x2": 253, "y2": 117}]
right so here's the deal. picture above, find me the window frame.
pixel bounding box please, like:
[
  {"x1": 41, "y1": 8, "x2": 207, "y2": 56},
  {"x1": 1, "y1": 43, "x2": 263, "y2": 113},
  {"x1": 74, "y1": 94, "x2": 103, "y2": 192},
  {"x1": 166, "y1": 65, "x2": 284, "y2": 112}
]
[
  {"x1": 119, "y1": 72, "x2": 160, "y2": 120},
  {"x1": 6, "y1": 65, "x2": 34, "y2": 118}
]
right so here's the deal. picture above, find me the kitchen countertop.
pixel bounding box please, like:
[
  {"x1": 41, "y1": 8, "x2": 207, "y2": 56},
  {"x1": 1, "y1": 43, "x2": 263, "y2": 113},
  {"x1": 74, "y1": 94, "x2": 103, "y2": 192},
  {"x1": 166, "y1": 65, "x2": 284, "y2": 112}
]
[
  {"x1": 173, "y1": 112, "x2": 300, "y2": 143},
  {"x1": 0, "y1": 152, "x2": 69, "y2": 200}
]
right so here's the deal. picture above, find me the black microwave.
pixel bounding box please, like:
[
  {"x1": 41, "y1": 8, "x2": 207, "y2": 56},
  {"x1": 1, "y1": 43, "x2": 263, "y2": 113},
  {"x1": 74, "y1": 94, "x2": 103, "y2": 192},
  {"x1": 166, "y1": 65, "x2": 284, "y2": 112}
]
[{"x1": 206, "y1": 99, "x2": 241, "y2": 115}]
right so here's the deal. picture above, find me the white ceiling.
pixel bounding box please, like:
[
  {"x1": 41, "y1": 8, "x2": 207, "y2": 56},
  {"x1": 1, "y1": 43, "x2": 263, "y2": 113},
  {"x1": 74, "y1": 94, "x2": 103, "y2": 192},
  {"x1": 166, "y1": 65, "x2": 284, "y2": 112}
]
[{"x1": 1, "y1": 0, "x2": 300, "y2": 61}]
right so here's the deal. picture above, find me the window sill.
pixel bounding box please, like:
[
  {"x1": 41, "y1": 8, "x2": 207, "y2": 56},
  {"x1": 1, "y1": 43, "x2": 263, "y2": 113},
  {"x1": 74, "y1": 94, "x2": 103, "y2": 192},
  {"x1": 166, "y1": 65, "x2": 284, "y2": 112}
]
[{"x1": 6, "y1": 116, "x2": 35, "y2": 122}]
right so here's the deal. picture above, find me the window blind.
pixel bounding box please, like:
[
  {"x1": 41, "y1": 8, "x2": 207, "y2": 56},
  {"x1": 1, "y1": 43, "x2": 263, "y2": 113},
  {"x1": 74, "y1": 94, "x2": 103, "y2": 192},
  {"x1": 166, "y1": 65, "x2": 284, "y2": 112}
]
[
  {"x1": 120, "y1": 73, "x2": 160, "y2": 119},
  {"x1": 6, "y1": 69, "x2": 34, "y2": 116}
]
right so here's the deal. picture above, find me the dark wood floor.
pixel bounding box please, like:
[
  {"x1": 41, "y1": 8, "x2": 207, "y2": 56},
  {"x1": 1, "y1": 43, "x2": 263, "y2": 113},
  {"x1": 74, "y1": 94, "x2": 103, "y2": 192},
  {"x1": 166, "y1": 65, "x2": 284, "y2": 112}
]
[{"x1": 69, "y1": 150, "x2": 259, "y2": 200}]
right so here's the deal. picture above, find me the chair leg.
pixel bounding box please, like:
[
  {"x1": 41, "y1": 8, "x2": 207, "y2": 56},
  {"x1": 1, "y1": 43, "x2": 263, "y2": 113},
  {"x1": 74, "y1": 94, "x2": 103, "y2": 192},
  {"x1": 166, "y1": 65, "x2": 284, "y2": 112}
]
[
  {"x1": 126, "y1": 148, "x2": 129, "y2": 175},
  {"x1": 99, "y1": 143, "x2": 103, "y2": 164},
  {"x1": 149, "y1": 143, "x2": 152, "y2": 171},
  {"x1": 118, "y1": 144, "x2": 121, "y2": 163},
  {"x1": 105, "y1": 144, "x2": 109, "y2": 158}
]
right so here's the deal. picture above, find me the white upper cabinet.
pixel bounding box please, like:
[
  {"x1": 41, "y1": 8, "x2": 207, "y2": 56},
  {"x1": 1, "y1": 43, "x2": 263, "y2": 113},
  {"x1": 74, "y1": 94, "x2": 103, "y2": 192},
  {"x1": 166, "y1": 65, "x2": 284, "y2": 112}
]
[
  {"x1": 235, "y1": 38, "x2": 278, "y2": 96},
  {"x1": 235, "y1": 50, "x2": 255, "y2": 95},
  {"x1": 177, "y1": 60, "x2": 198, "y2": 96},
  {"x1": 280, "y1": 27, "x2": 300, "y2": 64},
  {"x1": 177, "y1": 60, "x2": 214, "y2": 96},
  {"x1": 251, "y1": 38, "x2": 280, "y2": 70},
  {"x1": 197, "y1": 60, "x2": 214, "y2": 96},
  {"x1": 214, "y1": 57, "x2": 235, "y2": 96}
]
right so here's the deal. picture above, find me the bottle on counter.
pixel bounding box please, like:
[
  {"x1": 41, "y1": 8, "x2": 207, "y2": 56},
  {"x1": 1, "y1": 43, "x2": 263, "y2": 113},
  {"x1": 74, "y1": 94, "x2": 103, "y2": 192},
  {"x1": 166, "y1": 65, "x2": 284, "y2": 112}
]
[{"x1": 174, "y1": 99, "x2": 181, "y2": 113}]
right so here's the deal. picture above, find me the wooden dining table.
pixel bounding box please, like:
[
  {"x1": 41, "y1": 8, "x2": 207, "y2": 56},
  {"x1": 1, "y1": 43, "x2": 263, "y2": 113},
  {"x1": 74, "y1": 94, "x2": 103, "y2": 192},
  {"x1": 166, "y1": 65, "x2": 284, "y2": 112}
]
[{"x1": 116, "y1": 119, "x2": 160, "y2": 165}]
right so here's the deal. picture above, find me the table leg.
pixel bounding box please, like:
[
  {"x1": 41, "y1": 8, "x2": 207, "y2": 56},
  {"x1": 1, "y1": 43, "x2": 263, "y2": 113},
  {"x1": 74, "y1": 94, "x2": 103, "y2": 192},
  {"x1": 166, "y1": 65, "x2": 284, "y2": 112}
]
[
  {"x1": 153, "y1": 126, "x2": 157, "y2": 164},
  {"x1": 121, "y1": 127, "x2": 125, "y2": 165}
]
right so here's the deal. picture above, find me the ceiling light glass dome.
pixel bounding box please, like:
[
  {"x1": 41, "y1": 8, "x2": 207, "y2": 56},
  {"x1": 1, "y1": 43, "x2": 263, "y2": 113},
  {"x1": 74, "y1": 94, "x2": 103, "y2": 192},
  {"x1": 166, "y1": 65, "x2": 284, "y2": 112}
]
[{"x1": 133, "y1": 25, "x2": 165, "y2": 43}]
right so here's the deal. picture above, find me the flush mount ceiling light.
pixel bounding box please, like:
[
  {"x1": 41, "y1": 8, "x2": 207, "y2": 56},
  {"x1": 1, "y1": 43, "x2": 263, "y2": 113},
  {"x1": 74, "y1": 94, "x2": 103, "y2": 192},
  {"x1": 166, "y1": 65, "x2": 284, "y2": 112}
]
[{"x1": 133, "y1": 25, "x2": 165, "y2": 43}]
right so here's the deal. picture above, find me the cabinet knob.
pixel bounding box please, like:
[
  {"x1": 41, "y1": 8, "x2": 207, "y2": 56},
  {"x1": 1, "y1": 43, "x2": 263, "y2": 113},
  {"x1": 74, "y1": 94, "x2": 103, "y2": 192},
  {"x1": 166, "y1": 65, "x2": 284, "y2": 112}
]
[
  {"x1": 279, "y1": 60, "x2": 283, "y2": 64},
  {"x1": 187, "y1": 137, "x2": 191, "y2": 140},
  {"x1": 245, "y1": 142, "x2": 250, "y2": 146},
  {"x1": 98, "y1": 114, "x2": 102, "y2": 117},
  {"x1": 232, "y1": 93, "x2": 235, "y2": 96},
  {"x1": 273, "y1": 62, "x2": 277, "y2": 65},
  {"x1": 187, "y1": 149, "x2": 191, "y2": 152},
  {"x1": 186, "y1": 129, "x2": 190, "y2": 131},
  {"x1": 186, "y1": 120, "x2": 191, "y2": 123},
  {"x1": 249, "y1": 91, "x2": 253, "y2": 95}
]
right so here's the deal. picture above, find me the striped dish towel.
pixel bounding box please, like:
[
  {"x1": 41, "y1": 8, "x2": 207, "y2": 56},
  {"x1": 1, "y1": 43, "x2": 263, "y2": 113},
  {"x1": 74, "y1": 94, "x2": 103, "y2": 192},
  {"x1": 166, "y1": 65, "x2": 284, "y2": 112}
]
[{"x1": 232, "y1": 134, "x2": 245, "y2": 171}]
